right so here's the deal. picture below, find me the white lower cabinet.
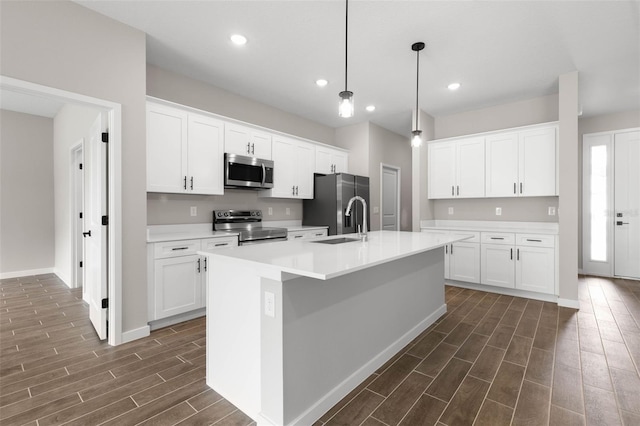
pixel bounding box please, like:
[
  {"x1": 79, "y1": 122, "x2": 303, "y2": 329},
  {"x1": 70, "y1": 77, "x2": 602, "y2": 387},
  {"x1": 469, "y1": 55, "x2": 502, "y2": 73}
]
[
  {"x1": 515, "y1": 241, "x2": 555, "y2": 294},
  {"x1": 481, "y1": 244, "x2": 515, "y2": 288},
  {"x1": 148, "y1": 236, "x2": 238, "y2": 323},
  {"x1": 448, "y1": 241, "x2": 481, "y2": 283},
  {"x1": 288, "y1": 228, "x2": 328, "y2": 240}
]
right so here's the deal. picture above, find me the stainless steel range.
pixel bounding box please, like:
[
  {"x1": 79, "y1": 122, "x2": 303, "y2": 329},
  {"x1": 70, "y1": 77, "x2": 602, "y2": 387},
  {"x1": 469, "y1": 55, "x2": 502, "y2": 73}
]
[{"x1": 213, "y1": 210, "x2": 288, "y2": 245}]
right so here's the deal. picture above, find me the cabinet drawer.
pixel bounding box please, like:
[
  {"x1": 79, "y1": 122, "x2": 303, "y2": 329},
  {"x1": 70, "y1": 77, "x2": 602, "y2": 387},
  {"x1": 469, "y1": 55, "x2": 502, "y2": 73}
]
[
  {"x1": 154, "y1": 239, "x2": 201, "y2": 259},
  {"x1": 451, "y1": 231, "x2": 480, "y2": 243},
  {"x1": 516, "y1": 234, "x2": 555, "y2": 248},
  {"x1": 481, "y1": 232, "x2": 515, "y2": 245},
  {"x1": 201, "y1": 236, "x2": 238, "y2": 250}
]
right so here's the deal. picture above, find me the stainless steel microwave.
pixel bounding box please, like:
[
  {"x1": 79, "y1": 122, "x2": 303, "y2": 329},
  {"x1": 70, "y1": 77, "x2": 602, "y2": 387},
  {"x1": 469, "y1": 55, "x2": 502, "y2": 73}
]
[{"x1": 224, "y1": 153, "x2": 275, "y2": 189}]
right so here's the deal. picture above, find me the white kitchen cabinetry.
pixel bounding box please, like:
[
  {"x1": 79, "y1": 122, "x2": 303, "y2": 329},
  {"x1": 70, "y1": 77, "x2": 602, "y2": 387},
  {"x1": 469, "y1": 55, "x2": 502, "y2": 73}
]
[
  {"x1": 481, "y1": 232, "x2": 516, "y2": 289},
  {"x1": 262, "y1": 136, "x2": 315, "y2": 199},
  {"x1": 428, "y1": 137, "x2": 485, "y2": 199},
  {"x1": 224, "y1": 122, "x2": 272, "y2": 159},
  {"x1": 316, "y1": 145, "x2": 349, "y2": 174},
  {"x1": 147, "y1": 102, "x2": 224, "y2": 195},
  {"x1": 148, "y1": 235, "x2": 238, "y2": 324},
  {"x1": 426, "y1": 230, "x2": 480, "y2": 282},
  {"x1": 515, "y1": 234, "x2": 555, "y2": 294},
  {"x1": 485, "y1": 126, "x2": 557, "y2": 197},
  {"x1": 288, "y1": 228, "x2": 328, "y2": 240}
]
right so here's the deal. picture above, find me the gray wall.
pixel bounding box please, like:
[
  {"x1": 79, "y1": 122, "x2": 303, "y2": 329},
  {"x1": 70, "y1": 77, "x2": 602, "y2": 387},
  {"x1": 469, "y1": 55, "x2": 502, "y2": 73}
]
[
  {"x1": 427, "y1": 94, "x2": 560, "y2": 222},
  {"x1": 0, "y1": 110, "x2": 54, "y2": 274},
  {"x1": 146, "y1": 65, "x2": 337, "y2": 225},
  {"x1": 1, "y1": 1, "x2": 148, "y2": 333},
  {"x1": 369, "y1": 123, "x2": 412, "y2": 231},
  {"x1": 335, "y1": 121, "x2": 370, "y2": 177},
  {"x1": 53, "y1": 104, "x2": 101, "y2": 285}
]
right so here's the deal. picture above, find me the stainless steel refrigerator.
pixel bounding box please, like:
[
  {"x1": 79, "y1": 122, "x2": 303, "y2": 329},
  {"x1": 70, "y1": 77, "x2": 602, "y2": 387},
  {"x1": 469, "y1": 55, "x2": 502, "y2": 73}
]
[{"x1": 303, "y1": 173, "x2": 370, "y2": 236}]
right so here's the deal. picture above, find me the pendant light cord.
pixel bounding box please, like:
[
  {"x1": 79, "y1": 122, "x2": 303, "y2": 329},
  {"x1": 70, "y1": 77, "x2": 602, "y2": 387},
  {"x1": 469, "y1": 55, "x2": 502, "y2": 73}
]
[
  {"x1": 415, "y1": 46, "x2": 419, "y2": 130},
  {"x1": 345, "y1": 0, "x2": 349, "y2": 92}
]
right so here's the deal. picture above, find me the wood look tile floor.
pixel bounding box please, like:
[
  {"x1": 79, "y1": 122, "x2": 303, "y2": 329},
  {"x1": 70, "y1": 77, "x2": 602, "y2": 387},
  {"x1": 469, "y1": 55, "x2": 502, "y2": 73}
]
[{"x1": 1, "y1": 274, "x2": 639, "y2": 425}]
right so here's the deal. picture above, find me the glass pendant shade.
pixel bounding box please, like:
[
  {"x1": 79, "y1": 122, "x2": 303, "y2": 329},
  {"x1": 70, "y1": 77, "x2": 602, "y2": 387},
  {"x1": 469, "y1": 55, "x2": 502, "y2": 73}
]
[
  {"x1": 411, "y1": 129, "x2": 423, "y2": 147},
  {"x1": 339, "y1": 90, "x2": 354, "y2": 118}
]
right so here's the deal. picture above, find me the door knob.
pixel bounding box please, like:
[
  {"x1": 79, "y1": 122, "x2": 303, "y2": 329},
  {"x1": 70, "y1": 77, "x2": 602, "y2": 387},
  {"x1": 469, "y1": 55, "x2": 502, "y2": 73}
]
[{"x1": 82, "y1": 230, "x2": 92, "y2": 237}]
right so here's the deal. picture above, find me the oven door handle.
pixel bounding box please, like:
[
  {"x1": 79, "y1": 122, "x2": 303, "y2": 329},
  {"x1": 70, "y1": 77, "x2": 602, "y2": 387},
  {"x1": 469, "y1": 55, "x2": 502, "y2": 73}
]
[{"x1": 261, "y1": 163, "x2": 266, "y2": 187}]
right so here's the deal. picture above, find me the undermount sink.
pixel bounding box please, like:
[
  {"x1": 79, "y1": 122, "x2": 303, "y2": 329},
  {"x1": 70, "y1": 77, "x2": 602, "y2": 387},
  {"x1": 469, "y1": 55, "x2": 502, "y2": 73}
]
[{"x1": 312, "y1": 237, "x2": 361, "y2": 245}]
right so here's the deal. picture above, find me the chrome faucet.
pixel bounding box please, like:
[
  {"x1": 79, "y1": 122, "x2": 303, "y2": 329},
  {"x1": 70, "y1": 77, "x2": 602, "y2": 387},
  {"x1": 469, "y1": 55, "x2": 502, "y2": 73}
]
[{"x1": 345, "y1": 196, "x2": 368, "y2": 242}]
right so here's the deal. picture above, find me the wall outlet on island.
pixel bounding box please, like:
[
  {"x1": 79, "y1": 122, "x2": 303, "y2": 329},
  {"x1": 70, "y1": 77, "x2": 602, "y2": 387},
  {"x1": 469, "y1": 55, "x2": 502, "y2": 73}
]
[
  {"x1": 448, "y1": 207, "x2": 454, "y2": 215},
  {"x1": 496, "y1": 207, "x2": 502, "y2": 216},
  {"x1": 190, "y1": 206, "x2": 197, "y2": 217},
  {"x1": 268, "y1": 207, "x2": 273, "y2": 215}
]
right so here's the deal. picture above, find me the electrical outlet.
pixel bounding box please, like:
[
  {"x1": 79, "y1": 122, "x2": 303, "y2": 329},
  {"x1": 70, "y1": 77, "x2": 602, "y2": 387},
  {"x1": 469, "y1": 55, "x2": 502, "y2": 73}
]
[
  {"x1": 286, "y1": 207, "x2": 290, "y2": 216},
  {"x1": 264, "y1": 291, "x2": 275, "y2": 318},
  {"x1": 268, "y1": 207, "x2": 273, "y2": 215},
  {"x1": 496, "y1": 207, "x2": 502, "y2": 216},
  {"x1": 373, "y1": 206, "x2": 380, "y2": 214},
  {"x1": 548, "y1": 206, "x2": 556, "y2": 216},
  {"x1": 448, "y1": 207, "x2": 454, "y2": 215},
  {"x1": 190, "y1": 206, "x2": 197, "y2": 217}
]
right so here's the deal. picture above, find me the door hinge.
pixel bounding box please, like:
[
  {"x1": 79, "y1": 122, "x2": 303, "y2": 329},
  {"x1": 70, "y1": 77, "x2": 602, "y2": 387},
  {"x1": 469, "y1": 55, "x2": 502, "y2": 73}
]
[
  {"x1": 79, "y1": 212, "x2": 83, "y2": 219},
  {"x1": 80, "y1": 261, "x2": 83, "y2": 268},
  {"x1": 101, "y1": 298, "x2": 108, "y2": 309},
  {"x1": 79, "y1": 163, "x2": 83, "y2": 170},
  {"x1": 101, "y1": 132, "x2": 109, "y2": 143},
  {"x1": 101, "y1": 215, "x2": 108, "y2": 226}
]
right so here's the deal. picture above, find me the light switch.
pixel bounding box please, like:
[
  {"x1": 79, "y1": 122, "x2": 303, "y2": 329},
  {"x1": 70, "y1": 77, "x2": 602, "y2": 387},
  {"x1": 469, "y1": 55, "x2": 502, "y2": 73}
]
[
  {"x1": 264, "y1": 291, "x2": 275, "y2": 318},
  {"x1": 496, "y1": 207, "x2": 502, "y2": 216}
]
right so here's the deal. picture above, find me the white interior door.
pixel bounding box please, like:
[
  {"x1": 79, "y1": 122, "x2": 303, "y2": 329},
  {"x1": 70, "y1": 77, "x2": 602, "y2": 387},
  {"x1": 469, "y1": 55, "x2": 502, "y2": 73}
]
[
  {"x1": 84, "y1": 113, "x2": 108, "y2": 340},
  {"x1": 72, "y1": 143, "x2": 85, "y2": 294},
  {"x1": 614, "y1": 130, "x2": 640, "y2": 279},
  {"x1": 381, "y1": 165, "x2": 399, "y2": 231}
]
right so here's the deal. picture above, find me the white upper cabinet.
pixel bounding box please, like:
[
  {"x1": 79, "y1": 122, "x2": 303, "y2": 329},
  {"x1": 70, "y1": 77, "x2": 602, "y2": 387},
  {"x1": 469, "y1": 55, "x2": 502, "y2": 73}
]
[
  {"x1": 147, "y1": 102, "x2": 224, "y2": 195},
  {"x1": 262, "y1": 136, "x2": 315, "y2": 199},
  {"x1": 224, "y1": 123, "x2": 272, "y2": 159},
  {"x1": 315, "y1": 145, "x2": 349, "y2": 174},
  {"x1": 486, "y1": 125, "x2": 557, "y2": 197},
  {"x1": 428, "y1": 137, "x2": 485, "y2": 199}
]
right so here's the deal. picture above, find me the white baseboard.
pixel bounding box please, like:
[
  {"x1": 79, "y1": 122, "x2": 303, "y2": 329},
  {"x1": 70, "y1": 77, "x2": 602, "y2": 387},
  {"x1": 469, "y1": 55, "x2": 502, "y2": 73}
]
[
  {"x1": 148, "y1": 309, "x2": 206, "y2": 331},
  {"x1": 0, "y1": 267, "x2": 55, "y2": 280},
  {"x1": 282, "y1": 304, "x2": 447, "y2": 426},
  {"x1": 557, "y1": 298, "x2": 581, "y2": 309},
  {"x1": 121, "y1": 325, "x2": 150, "y2": 344},
  {"x1": 447, "y1": 281, "x2": 558, "y2": 304}
]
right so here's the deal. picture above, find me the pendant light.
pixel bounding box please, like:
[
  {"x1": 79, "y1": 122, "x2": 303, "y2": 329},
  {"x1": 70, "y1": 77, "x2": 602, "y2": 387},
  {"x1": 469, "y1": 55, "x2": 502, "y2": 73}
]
[
  {"x1": 339, "y1": 0, "x2": 354, "y2": 118},
  {"x1": 411, "y1": 42, "x2": 425, "y2": 147}
]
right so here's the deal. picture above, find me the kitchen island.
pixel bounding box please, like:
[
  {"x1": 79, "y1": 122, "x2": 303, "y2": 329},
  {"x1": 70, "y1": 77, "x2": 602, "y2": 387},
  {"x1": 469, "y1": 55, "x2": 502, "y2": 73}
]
[{"x1": 200, "y1": 230, "x2": 466, "y2": 426}]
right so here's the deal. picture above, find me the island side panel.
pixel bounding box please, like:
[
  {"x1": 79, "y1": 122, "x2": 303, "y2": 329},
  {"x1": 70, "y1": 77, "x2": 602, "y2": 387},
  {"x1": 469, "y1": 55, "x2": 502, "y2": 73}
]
[{"x1": 262, "y1": 249, "x2": 446, "y2": 426}]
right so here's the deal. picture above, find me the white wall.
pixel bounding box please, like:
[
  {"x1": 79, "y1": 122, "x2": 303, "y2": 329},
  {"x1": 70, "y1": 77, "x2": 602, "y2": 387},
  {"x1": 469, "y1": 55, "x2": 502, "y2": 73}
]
[
  {"x1": 1, "y1": 1, "x2": 148, "y2": 333},
  {"x1": 0, "y1": 110, "x2": 54, "y2": 275},
  {"x1": 146, "y1": 65, "x2": 337, "y2": 225},
  {"x1": 334, "y1": 121, "x2": 370, "y2": 177},
  {"x1": 53, "y1": 104, "x2": 101, "y2": 285},
  {"x1": 413, "y1": 109, "x2": 435, "y2": 231}
]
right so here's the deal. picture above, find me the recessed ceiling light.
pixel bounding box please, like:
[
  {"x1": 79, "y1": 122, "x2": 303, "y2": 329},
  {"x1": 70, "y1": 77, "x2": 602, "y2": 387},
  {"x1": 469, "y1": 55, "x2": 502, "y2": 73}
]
[
  {"x1": 448, "y1": 82, "x2": 461, "y2": 91},
  {"x1": 230, "y1": 34, "x2": 247, "y2": 45},
  {"x1": 316, "y1": 79, "x2": 328, "y2": 87},
  {"x1": 366, "y1": 105, "x2": 376, "y2": 112}
]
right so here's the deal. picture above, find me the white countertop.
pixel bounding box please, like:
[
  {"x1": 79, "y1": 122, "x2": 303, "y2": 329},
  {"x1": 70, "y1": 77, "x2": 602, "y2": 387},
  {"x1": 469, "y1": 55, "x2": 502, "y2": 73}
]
[
  {"x1": 285, "y1": 225, "x2": 329, "y2": 232},
  {"x1": 147, "y1": 224, "x2": 238, "y2": 243},
  {"x1": 420, "y1": 220, "x2": 558, "y2": 235},
  {"x1": 199, "y1": 230, "x2": 466, "y2": 280}
]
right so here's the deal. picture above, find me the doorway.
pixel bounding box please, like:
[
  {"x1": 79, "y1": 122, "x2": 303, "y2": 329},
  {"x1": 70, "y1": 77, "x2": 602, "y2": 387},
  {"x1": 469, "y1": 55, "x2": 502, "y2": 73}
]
[
  {"x1": 582, "y1": 128, "x2": 640, "y2": 279},
  {"x1": 381, "y1": 164, "x2": 400, "y2": 231},
  {"x1": 71, "y1": 141, "x2": 84, "y2": 295}
]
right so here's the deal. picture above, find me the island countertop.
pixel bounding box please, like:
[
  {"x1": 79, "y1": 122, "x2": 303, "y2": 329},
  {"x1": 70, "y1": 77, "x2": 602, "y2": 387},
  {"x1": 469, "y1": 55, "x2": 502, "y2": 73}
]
[{"x1": 199, "y1": 230, "x2": 467, "y2": 280}]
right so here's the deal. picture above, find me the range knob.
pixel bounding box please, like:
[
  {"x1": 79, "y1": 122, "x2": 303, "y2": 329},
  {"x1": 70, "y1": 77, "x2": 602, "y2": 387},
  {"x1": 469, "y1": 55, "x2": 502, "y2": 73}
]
[
  {"x1": 256, "y1": 211, "x2": 261, "y2": 216},
  {"x1": 224, "y1": 212, "x2": 229, "y2": 217},
  {"x1": 217, "y1": 212, "x2": 223, "y2": 217},
  {"x1": 251, "y1": 211, "x2": 256, "y2": 216}
]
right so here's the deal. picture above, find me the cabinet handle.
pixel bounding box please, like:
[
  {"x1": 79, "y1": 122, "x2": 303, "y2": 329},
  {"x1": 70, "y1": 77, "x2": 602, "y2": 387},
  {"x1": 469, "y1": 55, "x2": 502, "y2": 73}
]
[
  {"x1": 457, "y1": 185, "x2": 459, "y2": 196},
  {"x1": 295, "y1": 186, "x2": 299, "y2": 196},
  {"x1": 184, "y1": 176, "x2": 187, "y2": 190},
  {"x1": 514, "y1": 182, "x2": 516, "y2": 194},
  {"x1": 214, "y1": 243, "x2": 228, "y2": 247},
  {"x1": 520, "y1": 182, "x2": 523, "y2": 194},
  {"x1": 510, "y1": 248, "x2": 513, "y2": 260},
  {"x1": 204, "y1": 257, "x2": 207, "y2": 271},
  {"x1": 197, "y1": 258, "x2": 201, "y2": 273},
  {"x1": 190, "y1": 176, "x2": 194, "y2": 190},
  {"x1": 251, "y1": 143, "x2": 255, "y2": 155},
  {"x1": 526, "y1": 239, "x2": 542, "y2": 242},
  {"x1": 490, "y1": 237, "x2": 504, "y2": 240},
  {"x1": 171, "y1": 247, "x2": 189, "y2": 251},
  {"x1": 292, "y1": 185, "x2": 296, "y2": 195},
  {"x1": 450, "y1": 244, "x2": 454, "y2": 254},
  {"x1": 246, "y1": 142, "x2": 251, "y2": 154},
  {"x1": 452, "y1": 186, "x2": 455, "y2": 196},
  {"x1": 517, "y1": 248, "x2": 520, "y2": 261},
  {"x1": 314, "y1": 233, "x2": 324, "y2": 236},
  {"x1": 445, "y1": 245, "x2": 448, "y2": 254},
  {"x1": 294, "y1": 235, "x2": 303, "y2": 239}
]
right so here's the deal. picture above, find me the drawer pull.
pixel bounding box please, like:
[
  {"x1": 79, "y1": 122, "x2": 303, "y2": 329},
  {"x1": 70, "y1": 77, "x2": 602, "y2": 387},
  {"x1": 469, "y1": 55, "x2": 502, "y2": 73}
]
[
  {"x1": 171, "y1": 247, "x2": 189, "y2": 251},
  {"x1": 510, "y1": 248, "x2": 513, "y2": 260},
  {"x1": 314, "y1": 233, "x2": 324, "y2": 236},
  {"x1": 490, "y1": 237, "x2": 504, "y2": 240},
  {"x1": 214, "y1": 243, "x2": 228, "y2": 247},
  {"x1": 526, "y1": 239, "x2": 542, "y2": 242},
  {"x1": 294, "y1": 235, "x2": 303, "y2": 238}
]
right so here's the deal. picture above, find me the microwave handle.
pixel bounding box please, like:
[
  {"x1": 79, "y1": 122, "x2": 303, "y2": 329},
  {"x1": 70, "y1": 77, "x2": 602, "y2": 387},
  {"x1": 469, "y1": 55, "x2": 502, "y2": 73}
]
[{"x1": 261, "y1": 163, "x2": 266, "y2": 187}]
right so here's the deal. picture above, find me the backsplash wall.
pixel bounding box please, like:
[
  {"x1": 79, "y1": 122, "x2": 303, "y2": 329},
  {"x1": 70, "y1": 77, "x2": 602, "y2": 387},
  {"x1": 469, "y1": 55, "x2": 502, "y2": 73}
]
[
  {"x1": 147, "y1": 191, "x2": 302, "y2": 225},
  {"x1": 433, "y1": 197, "x2": 559, "y2": 222}
]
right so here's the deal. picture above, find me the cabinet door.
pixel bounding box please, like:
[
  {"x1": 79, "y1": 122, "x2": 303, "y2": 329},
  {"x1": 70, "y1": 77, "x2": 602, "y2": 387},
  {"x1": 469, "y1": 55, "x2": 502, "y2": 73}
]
[
  {"x1": 270, "y1": 136, "x2": 297, "y2": 198},
  {"x1": 187, "y1": 113, "x2": 224, "y2": 195},
  {"x1": 154, "y1": 255, "x2": 203, "y2": 319},
  {"x1": 485, "y1": 132, "x2": 519, "y2": 197},
  {"x1": 250, "y1": 130, "x2": 272, "y2": 160},
  {"x1": 519, "y1": 127, "x2": 557, "y2": 196},
  {"x1": 456, "y1": 137, "x2": 485, "y2": 198},
  {"x1": 295, "y1": 141, "x2": 316, "y2": 199},
  {"x1": 481, "y1": 244, "x2": 515, "y2": 288},
  {"x1": 516, "y1": 246, "x2": 555, "y2": 294},
  {"x1": 224, "y1": 123, "x2": 252, "y2": 156},
  {"x1": 315, "y1": 146, "x2": 333, "y2": 174},
  {"x1": 449, "y1": 242, "x2": 480, "y2": 283},
  {"x1": 147, "y1": 103, "x2": 188, "y2": 193},
  {"x1": 333, "y1": 151, "x2": 349, "y2": 173},
  {"x1": 428, "y1": 142, "x2": 456, "y2": 199}
]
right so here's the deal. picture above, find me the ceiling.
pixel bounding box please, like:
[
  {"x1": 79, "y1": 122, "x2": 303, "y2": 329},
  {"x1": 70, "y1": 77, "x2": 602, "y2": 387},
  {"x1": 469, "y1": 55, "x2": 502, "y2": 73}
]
[{"x1": 22, "y1": 2, "x2": 640, "y2": 135}]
